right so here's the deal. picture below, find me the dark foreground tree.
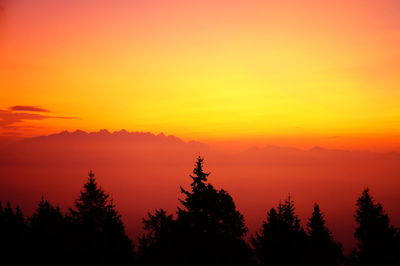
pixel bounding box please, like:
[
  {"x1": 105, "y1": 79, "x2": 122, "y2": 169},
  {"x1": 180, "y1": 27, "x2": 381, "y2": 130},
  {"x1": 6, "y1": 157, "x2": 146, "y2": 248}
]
[
  {"x1": 0, "y1": 201, "x2": 30, "y2": 265},
  {"x1": 139, "y1": 156, "x2": 253, "y2": 265},
  {"x1": 178, "y1": 156, "x2": 252, "y2": 265},
  {"x1": 138, "y1": 209, "x2": 179, "y2": 264},
  {"x1": 352, "y1": 189, "x2": 400, "y2": 266},
  {"x1": 252, "y1": 196, "x2": 308, "y2": 265},
  {"x1": 70, "y1": 171, "x2": 134, "y2": 266},
  {"x1": 29, "y1": 198, "x2": 74, "y2": 266},
  {"x1": 307, "y1": 203, "x2": 343, "y2": 266}
]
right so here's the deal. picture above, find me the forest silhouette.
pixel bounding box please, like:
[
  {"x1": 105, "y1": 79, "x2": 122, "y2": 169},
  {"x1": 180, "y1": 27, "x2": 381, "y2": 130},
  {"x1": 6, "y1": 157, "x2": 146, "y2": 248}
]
[{"x1": 1, "y1": 156, "x2": 399, "y2": 265}]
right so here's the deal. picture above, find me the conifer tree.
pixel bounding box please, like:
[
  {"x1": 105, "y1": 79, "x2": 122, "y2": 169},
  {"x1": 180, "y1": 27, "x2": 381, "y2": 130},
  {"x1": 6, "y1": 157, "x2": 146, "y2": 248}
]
[
  {"x1": 138, "y1": 209, "x2": 178, "y2": 264},
  {"x1": 353, "y1": 189, "x2": 400, "y2": 266},
  {"x1": 177, "y1": 156, "x2": 252, "y2": 265},
  {"x1": 0, "y1": 201, "x2": 29, "y2": 265},
  {"x1": 70, "y1": 171, "x2": 134, "y2": 266},
  {"x1": 140, "y1": 157, "x2": 252, "y2": 265},
  {"x1": 307, "y1": 203, "x2": 342, "y2": 266},
  {"x1": 30, "y1": 198, "x2": 72, "y2": 266},
  {"x1": 30, "y1": 198, "x2": 65, "y2": 236},
  {"x1": 178, "y1": 156, "x2": 247, "y2": 238},
  {"x1": 252, "y1": 196, "x2": 308, "y2": 265}
]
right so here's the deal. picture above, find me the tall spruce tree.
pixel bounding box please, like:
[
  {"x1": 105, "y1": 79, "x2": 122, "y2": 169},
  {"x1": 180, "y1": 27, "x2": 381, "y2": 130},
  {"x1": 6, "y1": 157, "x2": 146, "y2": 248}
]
[
  {"x1": 252, "y1": 196, "x2": 308, "y2": 265},
  {"x1": 353, "y1": 189, "x2": 400, "y2": 266},
  {"x1": 307, "y1": 204, "x2": 343, "y2": 266},
  {"x1": 177, "y1": 156, "x2": 252, "y2": 265},
  {"x1": 139, "y1": 156, "x2": 252, "y2": 265},
  {"x1": 70, "y1": 171, "x2": 134, "y2": 266}
]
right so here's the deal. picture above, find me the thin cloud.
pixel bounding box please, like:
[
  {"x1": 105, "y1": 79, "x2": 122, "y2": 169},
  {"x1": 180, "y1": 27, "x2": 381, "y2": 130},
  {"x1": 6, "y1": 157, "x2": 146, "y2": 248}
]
[
  {"x1": 0, "y1": 108, "x2": 78, "y2": 130},
  {"x1": 9, "y1": 105, "x2": 51, "y2": 113}
]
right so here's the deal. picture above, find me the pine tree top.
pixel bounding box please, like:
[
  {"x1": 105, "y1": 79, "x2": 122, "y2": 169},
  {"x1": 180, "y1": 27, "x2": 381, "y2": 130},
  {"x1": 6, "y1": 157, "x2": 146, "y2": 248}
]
[
  {"x1": 355, "y1": 188, "x2": 389, "y2": 224},
  {"x1": 75, "y1": 170, "x2": 110, "y2": 210},
  {"x1": 190, "y1": 156, "x2": 210, "y2": 190},
  {"x1": 354, "y1": 188, "x2": 395, "y2": 237},
  {"x1": 307, "y1": 203, "x2": 333, "y2": 239},
  {"x1": 71, "y1": 171, "x2": 124, "y2": 231},
  {"x1": 278, "y1": 196, "x2": 301, "y2": 229},
  {"x1": 308, "y1": 204, "x2": 326, "y2": 229}
]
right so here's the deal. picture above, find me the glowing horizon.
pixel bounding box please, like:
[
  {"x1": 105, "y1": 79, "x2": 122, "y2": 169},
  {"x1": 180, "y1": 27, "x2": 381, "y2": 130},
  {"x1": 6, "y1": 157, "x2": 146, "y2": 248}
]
[{"x1": 1, "y1": 0, "x2": 400, "y2": 150}]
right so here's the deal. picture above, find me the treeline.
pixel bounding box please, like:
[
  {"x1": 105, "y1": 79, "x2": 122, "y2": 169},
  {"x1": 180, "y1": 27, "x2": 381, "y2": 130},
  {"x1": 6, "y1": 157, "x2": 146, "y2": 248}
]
[{"x1": 1, "y1": 157, "x2": 399, "y2": 266}]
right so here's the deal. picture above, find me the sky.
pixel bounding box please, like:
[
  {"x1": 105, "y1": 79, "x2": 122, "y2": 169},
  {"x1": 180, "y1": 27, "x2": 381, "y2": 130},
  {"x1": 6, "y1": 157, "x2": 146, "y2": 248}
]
[{"x1": 1, "y1": 0, "x2": 400, "y2": 150}]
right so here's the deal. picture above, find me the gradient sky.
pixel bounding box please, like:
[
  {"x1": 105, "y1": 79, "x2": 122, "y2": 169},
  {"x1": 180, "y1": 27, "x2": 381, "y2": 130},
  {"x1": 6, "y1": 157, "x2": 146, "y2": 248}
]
[{"x1": 1, "y1": 0, "x2": 400, "y2": 150}]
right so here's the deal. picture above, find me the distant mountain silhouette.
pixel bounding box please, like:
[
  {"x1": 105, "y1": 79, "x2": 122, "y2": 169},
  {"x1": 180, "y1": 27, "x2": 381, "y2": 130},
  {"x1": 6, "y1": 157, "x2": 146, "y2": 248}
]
[
  {"x1": 17, "y1": 129, "x2": 206, "y2": 147},
  {"x1": 0, "y1": 130, "x2": 207, "y2": 167},
  {"x1": 0, "y1": 130, "x2": 399, "y2": 251}
]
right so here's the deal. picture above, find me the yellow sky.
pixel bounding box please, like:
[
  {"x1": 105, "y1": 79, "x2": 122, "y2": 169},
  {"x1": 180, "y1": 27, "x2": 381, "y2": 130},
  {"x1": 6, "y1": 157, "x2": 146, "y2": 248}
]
[{"x1": 1, "y1": 0, "x2": 400, "y2": 150}]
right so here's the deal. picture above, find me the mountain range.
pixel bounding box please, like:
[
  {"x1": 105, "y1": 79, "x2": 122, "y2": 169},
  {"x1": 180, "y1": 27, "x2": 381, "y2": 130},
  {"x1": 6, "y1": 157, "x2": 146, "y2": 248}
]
[{"x1": 1, "y1": 130, "x2": 399, "y2": 250}]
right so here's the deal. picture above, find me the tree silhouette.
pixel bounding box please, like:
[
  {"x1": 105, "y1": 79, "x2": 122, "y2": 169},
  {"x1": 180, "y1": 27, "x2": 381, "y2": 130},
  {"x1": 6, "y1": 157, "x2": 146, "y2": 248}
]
[
  {"x1": 352, "y1": 188, "x2": 400, "y2": 266},
  {"x1": 3, "y1": 162, "x2": 400, "y2": 265},
  {"x1": 30, "y1": 198, "x2": 73, "y2": 266},
  {"x1": 178, "y1": 157, "x2": 247, "y2": 238},
  {"x1": 70, "y1": 171, "x2": 134, "y2": 266},
  {"x1": 252, "y1": 196, "x2": 308, "y2": 265},
  {"x1": 140, "y1": 209, "x2": 175, "y2": 247},
  {"x1": 138, "y1": 209, "x2": 179, "y2": 264},
  {"x1": 307, "y1": 203, "x2": 343, "y2": 266},
  {"x1": 177, "y1": 156, "x2": 252, "y2": 265},
  {"x1": 0, "y1": 201, "x2": 30, "y2": 265},
  {"x1": 139, "y1": 156, "x2": 253, "y2": 265}
]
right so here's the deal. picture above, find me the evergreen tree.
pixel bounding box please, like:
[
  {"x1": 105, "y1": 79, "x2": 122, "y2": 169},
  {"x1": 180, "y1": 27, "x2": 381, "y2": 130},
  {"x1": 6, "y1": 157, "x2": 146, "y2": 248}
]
[
  {"x1": 252, "y1": 196, "x2": 308, "y2": 265},
  {"x1": 307, "y1": 203, "x2": 343, "y2": 266},
  {"x1": 0, "y1": 201, "x2": 29, "y2": 265},
  {"x1": 70, "y1": 171, "x2": 134, "y2": 266},
  {"x1": 177, "y1": 156, "x2": 252, "y2": 265},
  {"x1": 353, "y1": 189, "x2": 400, "y2": 266},
  {"x1": 30, "y1": 198, "x2": 73, "y2": 266},
  {"x1": 139, "y1": 156, "x2": 253, "y2": 265},
  {"x1": 178, "y1": 157, "x2": 247, "y2": 238},
  {"x1": 138, "y1": 209, "x2": 178, "y2": 264}
]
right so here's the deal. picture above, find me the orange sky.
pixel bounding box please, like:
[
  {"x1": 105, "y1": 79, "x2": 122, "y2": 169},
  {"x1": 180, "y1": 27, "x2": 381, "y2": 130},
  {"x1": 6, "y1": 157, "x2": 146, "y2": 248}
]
[{"x1": 1, "y1": 0, "x2": 400, "y2": 150}]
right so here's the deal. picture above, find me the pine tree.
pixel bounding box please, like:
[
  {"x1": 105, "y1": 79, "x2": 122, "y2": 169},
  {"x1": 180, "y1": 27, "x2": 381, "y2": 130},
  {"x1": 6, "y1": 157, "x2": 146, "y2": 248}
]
[
  {"x1": 30, "y1": 198, "x2": 72, "y2": 266},
  {"x1": 0, "y1": 201, "x2": 29, "y2": 265},
  {"x1": 353, "y1": 189, "x2": 400, "y2": 266},
  {"x1": 70, "y1": 171, "x2": 134, "y2": 266},
  {"x1": 30, "y1": 198, "x2": 65, "y2": 236},
  {"x1": 178, "y1": 156, "x2": 247, "y2": 239},
  {"x1": 252, "y1": 196, "x2": 308, "y2": 265},
  {"x1": 188, "y1": 156, "x2": 209, "y2": 189},
  {"x1": 139, "y1": 156, "x2": 252, "y2": 265},
  {"x1": 307, "y1": 203, "x2": 343, "y2": 266},
  {"x1": 138, "y1": 209, "x2": 178, "y2": 265}
]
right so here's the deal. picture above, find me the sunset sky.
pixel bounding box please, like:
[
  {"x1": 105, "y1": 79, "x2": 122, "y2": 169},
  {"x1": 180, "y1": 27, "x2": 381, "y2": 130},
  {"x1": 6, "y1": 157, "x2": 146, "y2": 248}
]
[{"x1": 1, "y1": 0, "x2": 400, "y2": 150}]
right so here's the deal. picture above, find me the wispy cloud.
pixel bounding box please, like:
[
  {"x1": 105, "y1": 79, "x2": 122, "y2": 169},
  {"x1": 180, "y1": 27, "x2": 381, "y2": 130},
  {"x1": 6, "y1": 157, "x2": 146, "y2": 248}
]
[
  {"x1": 9, "y1": 105, "x2": 51, "y2": 113},
  {"x1": 0, "y1": 109, "x2": 74, "y2": 127},
  {"x1": 0, "y1": 106, "x2": 77, "y2": 138}
]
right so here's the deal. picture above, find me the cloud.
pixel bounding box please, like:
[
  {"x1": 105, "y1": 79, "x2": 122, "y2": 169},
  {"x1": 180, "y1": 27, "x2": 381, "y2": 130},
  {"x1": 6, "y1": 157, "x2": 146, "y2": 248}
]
[
  {"x1": 0, "y1": 107, "x2": 77, "y2": 137},
  {"x1": 9, "y1": 105, "x2": 51, "y2": 113}
]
